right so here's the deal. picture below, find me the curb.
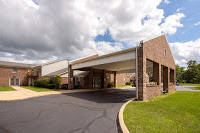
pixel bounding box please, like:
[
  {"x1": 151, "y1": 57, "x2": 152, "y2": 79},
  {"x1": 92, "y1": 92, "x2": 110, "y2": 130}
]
[{"x1": 118, "y1": 100, "x2": 132, "y2": 133}]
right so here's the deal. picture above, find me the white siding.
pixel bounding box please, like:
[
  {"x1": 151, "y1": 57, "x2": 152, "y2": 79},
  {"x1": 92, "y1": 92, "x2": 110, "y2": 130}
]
[
  {"x1": 60, "y1": 73, "x2": 68, "y2": 77},
  {"x1": 72, "y1": 51, "x2": 136, "y2": 69},
  {"x1": 42, "y1": 60, "x2": 68, "y2": 76}
]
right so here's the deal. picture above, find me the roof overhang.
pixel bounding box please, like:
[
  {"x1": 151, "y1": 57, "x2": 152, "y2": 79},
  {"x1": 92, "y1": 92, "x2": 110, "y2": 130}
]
[{"x1": 70, "y1": 46, "x2": 139, "y2": 71}]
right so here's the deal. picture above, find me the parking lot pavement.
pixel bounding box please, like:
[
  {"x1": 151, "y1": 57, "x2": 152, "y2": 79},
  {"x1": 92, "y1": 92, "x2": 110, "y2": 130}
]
[{"x1": 0, "y1": 89, "x2": 136, "y2": 133}]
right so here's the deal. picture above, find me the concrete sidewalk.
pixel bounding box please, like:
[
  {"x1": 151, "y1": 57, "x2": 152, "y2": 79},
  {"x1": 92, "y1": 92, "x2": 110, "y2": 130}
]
[{"x1": 0, "y1": 86, "x2": 109, "y2": 101}]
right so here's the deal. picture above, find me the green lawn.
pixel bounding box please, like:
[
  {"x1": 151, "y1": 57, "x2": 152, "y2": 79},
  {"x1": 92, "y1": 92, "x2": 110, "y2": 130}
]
[
  {"x1": 117, "y1": 85, "x2": 133, "y2": 88},
  {"x1": 124, "y1": 91, "x2": 200, "y2": 133},
  {"x1": 180, "y1": 83, "x2": 200, "y2": 90},
  {"x1": 0, "y1": 86, "x2": 16, "y2": 91},
  {"x1": 21, "y1": 86, "x2": 64, "y2": 92},
  {"x1": 180, "y1": 83, "x2": 200, "y2": 87},
  {"x1": 193, "y1": 87, "x2": 200, "y2": 90}
]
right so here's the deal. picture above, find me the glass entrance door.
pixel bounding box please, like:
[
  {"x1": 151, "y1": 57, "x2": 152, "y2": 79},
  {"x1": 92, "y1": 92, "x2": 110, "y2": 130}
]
[
  {"x1": 16, "y1": 78, "x2": 20, "y2": 86},
  {"x1": 93, "y1": 77, "x2": 101, "y2": 88},
  {"x1": 10, "y1": 78, "x2": 14, "y2": 86},
  {"x1": 10, "y1": 78, "x2": 20, "y2": 86}
]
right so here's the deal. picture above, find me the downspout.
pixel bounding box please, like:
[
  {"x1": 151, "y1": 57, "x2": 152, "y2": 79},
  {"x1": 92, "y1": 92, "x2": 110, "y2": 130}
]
[
  {"x1": 31, "y1": 71, "x2": 32, "y2": 86},
  {"x1": 136, "y1": 47, "x2": 138, "y2": 100}
]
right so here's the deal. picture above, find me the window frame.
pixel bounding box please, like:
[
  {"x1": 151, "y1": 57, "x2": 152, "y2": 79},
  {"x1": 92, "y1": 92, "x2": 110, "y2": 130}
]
[
  {"x1": 164, "y1": 50, "x2": 167, "y2": 57},
  {"x1": 13, "y1": 67, "x2": 18, "y2": 73}
]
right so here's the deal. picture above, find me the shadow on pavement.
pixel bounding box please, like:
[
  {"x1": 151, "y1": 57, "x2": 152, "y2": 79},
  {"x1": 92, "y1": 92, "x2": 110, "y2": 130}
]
[{"x1": 63, "y1": 89, "x2": 136, "y2": 103}]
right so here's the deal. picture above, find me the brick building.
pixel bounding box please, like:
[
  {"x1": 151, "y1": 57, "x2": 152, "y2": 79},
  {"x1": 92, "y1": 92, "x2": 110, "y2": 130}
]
[
  {"x1": 0, "y1": 34, "x2": 176, "y2": 101},
  {"x1": 0, "y1": 59, "x2": 70, "y2": 86},
  {"x1": 68, "y1": 34, "x2": 176, "y2": 101},
  {"x1": 0, "y1": 61, "x2": 35, "y2": 86}
]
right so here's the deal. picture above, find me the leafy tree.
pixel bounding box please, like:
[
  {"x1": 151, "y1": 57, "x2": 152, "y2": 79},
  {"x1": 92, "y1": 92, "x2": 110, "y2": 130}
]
[
  {"x1": 186, "y1": 60, "x2": 197, "y2": 83},
  {"x1": 176, "y1": 65, "x2": 185, "y2": 83},
  {"x1": 187, "y1": 60, "x2": 197, "y2": 70},
  {"x1": 194, "y1": 64, "x2": 200, "y2": 83},
  {"x1": 55, "y1": 75, "x2": 62, "y2": 89}
]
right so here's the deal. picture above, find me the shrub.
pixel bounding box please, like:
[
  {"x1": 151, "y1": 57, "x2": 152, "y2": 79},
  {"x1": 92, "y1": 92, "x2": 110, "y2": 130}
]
[
  {"x1": 34, "y1": 80, "x2": 38, "y2": 87},
  {"x1": 181, "y1": 80, "x2": 186, "y2": 83},
  {"x1": 34, "y1": 78, "x2": 50, "y2": 88},
  {"x1": 126, "y1": 82, "x2": 132, "y2": 85},
  {"x1": 74, "y1": 84, "x2": 81, "y2": 89},
  {"x1": 55, "y1": 75, "x2": 62, "y2": 89},
  {"x1": 48, "y1": 84, "x2": 55, "y2": 89},
  {"x1": 107, "y1": 81, "x2": 115, "y2": 88},
  {"x1": 61, "y1": 84, "x2": 68, "y2": 90},
  {"x1": 49, "y1": 77, "x2": 55, "y2": 84}
]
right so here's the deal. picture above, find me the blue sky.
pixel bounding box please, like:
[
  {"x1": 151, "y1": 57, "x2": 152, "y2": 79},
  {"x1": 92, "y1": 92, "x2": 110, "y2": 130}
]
[
  {"x1": 160, "y1": 0, "x2": 200, "y2": 43},
  {"x1": 95, "y1": 0, "x2": 200, "y2": 44}
]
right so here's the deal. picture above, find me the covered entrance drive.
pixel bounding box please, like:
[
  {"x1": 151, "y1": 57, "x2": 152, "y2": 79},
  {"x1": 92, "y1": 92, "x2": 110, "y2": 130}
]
[
  {"x1": 69, "y1": 47, "x2": 139, "y2": 98},
  {"x1": 68, "y1": 35, "x2": 176, "y2": 101}
]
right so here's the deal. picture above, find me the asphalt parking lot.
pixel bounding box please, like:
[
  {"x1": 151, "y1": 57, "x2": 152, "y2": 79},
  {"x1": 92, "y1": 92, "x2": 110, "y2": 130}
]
[{"x1": 0, "y1": 89, "x2": 136, "y2": 133}]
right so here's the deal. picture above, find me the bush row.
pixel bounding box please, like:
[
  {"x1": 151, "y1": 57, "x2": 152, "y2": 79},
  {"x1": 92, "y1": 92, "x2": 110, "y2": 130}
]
[{"x1": 34, "y1": 75, "x2": 68, "y2": 89}]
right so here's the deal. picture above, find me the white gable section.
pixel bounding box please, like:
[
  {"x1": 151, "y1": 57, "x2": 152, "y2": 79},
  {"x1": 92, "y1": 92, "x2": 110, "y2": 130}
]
[{"x1": 42, "y1": 59, "x2": 68, "y2": 77}]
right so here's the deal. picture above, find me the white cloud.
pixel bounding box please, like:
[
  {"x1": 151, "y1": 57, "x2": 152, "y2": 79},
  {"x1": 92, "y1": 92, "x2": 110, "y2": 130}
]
[
  {"x1": 161, "y1": 13, "x2": 185, "y2": 35},
  {"x1": 0, "y1": 0, "x2": 185, "y2": 64},
  {"x1": 194, "y1": 22, "x2": 200, "y2": 26},
  {"x1": 0, "y1": 52, "x2": 58, "y2": 64},
  {"x1": 164, "y1": 0, "x2": 170, "y2": 4},
  {"x1": 170, "y1": 39, "x2": 200, "y2": 67}
]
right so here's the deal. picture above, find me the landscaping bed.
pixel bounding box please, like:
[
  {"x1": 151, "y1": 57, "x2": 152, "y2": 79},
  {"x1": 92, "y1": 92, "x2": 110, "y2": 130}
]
[
  {"x1": 23, "y1": 75, "x2": 68, "y2": 92},
  {"x1": 123, "y1": 91, "x2": 200, "y2": 133},
  {"x1": 0, "y1": 86, "x2": 16, "y2": 91}
]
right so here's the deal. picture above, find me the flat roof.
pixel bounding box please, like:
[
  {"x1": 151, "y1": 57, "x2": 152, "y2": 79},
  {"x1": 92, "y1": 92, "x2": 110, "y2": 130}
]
[
  {"x1": 69, "y1": 46, "x2": 139, "y2": 65},
  {"x1": 0, "y1": 61, "x2": 36, "y2": 68}
]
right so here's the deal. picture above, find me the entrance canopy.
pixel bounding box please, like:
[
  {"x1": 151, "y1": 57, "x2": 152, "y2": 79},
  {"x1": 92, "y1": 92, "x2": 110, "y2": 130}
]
[
  {"x1": 68, "y1": 34, "x2": 176, "y2": 101},
  {"x1": 69, "y1": 47, "x2": 137, "y2": 73},
  {"x1": 69, "y1": 47, "x2": 153, "y2": 74}
]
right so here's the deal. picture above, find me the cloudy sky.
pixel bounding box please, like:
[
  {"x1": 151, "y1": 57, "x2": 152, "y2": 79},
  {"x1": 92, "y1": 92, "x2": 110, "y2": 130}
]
[{"x1": 0, "y1": 0, "x2": 199, "y2": 67}]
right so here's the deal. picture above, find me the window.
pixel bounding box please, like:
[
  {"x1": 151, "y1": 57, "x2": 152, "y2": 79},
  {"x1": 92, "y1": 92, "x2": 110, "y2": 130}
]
[
  {"x1": 75, "y1": 77, "x2": 81, "y2": 85},
  {"x1": 164, "y1": 50, "x2": 166, "y2": 57},
  {"x1": 13, "y1": 67, "x2": 17, "y2": 73},
  {"x1": 170, "y1": 69, "x2": 175, "y2": 85}
]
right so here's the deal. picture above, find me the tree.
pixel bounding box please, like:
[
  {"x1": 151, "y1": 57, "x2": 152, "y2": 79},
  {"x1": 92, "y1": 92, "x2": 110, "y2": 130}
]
[
  {"x1": 194, "y1": 64, "x2": 200, "y2": 83},
  {"x1": 176, "y1": 65, "x2": 185, "y2": 83},
  {"x1": 187, "y1": 60, "x2": 197, "y2": 70},
  {"x1": 176, "y1": 60, "x2": 200, "y2": 83},
  {"x1": 186, "y1": 60, "x2": 197, "y2": 83},
  {"x1": 55, "y1": 75, "x2": 62, "y2": 89}
]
